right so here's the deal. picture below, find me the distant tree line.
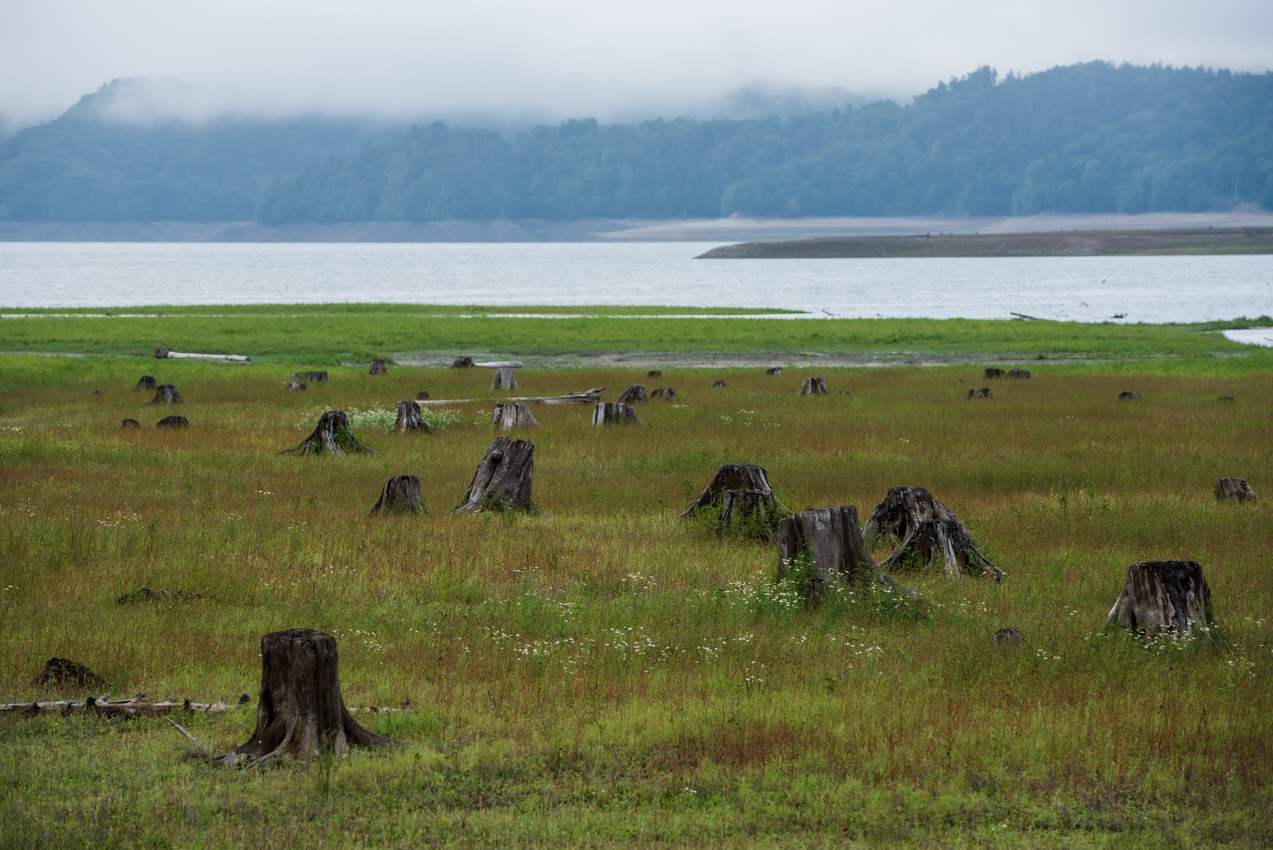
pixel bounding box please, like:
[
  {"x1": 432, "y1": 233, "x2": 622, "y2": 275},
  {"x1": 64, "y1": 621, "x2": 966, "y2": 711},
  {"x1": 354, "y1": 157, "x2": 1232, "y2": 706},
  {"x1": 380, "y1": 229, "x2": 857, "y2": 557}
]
[{"x1": 2, "y1": 62, "x2": 1271, "y2": 223}]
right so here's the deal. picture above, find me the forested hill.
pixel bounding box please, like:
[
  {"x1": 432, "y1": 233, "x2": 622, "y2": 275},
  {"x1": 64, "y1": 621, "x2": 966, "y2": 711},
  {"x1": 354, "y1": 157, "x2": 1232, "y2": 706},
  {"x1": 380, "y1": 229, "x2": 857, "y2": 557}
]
[{"x1": 3, "y1": 62, "x2": 1272, "y2": 224}]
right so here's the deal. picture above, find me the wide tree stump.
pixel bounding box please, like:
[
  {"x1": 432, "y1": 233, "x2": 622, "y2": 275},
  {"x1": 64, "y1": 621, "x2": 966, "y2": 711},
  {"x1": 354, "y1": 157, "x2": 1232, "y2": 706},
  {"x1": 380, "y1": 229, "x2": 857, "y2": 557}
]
[
  {"x1": 369, "y1": 359, "x2": 387, "y2": 376},
  {"x1": 156, "y1": 415, "x2": 189, "y2": 429},
  {"x1": 777, "y1": 506, "x2": 898, "y2": 592},
  {"x1": 284, "y1": 411, "x2": 377, "y2": 457},
  {"x1": 392, "y1": 401, "x2": 434, "y2": 433},
  {"x1": 650, "y1": 388, "x2": 677, "y2": 400},
  {"x1": 592, "y1": 402, "x2": 643, "y2": 425},
  {"x1": 766, "y1": 367, "x2": 784, "y2": 375},
  {"x1": 968, "y1": 386, "x2": 993, "y2": 399},
  {"x1": 1119, "y1": 390, "x2": 1140, "y2": 401},
  {"x1": 455, "y1": 437, "x2": 537, "y2": 514},
  {"x1": 493, "y1": 402, "x2": 540, "y2": 429},
  {"x1": 214, "y1": 629, "x2": 390, "y2": 766},
  {"x1": 1007, "y1": 369, "x2": 1031, "y2": 379},
  {"x1": 305, "y1": 371, "x2": 328, "y2": 383},
  {"x1": 618, "y1": 384, "x2": 648, "y2": 404},
  {"x1": 1215, "y1": 477, "x2": 1258, "y2": 502},
  {"x1": 800, "y1": 377, "x2": 828, "y2": 396},
  {"x1": 121, "y1": 419, "x2": 140, "y2": 428},
  {"x1": 286, "y1": 381, "x2": 306, "y2": 391},
  {"x1": 137, "y1": 375, "x2": 157, "y2": 390},
  {"x1": 371, "y1": 475, "x2": 425, "y2": 514},
  {"x1": 152, "y1": 384, "x2": 184, "y2": 404},
  {"x1": 647, "y1": 370, "x2": 662, "y2": 377},
  {"x1": 984, "y1": 367, "x2": 1005, "y2": 379},
  {"x1": 452, "y1": 356, "x2": 475, "y2": 368},
  {"x1": 865, "y1": 486, "x2": 1003, "y2": 580},
  {"x1": 712, "y1": 380, "x2": 727, "y2": 389},
  {"x1": 678, "y1": 464, "x2": 788, "y2": 537},
  {"x1": 1105, "y1": 560, "x2": 1214, "y2": 636},
  {"x1": 491, "y1": 367, "x2": 518, "y2": 390}
]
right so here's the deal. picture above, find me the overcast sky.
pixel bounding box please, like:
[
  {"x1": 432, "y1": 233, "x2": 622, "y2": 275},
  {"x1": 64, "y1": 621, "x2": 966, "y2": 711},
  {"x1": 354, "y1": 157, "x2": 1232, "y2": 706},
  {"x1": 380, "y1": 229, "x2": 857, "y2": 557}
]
[{"x1": 3, "y1": 0, "x2": 1271, "y2": 128}]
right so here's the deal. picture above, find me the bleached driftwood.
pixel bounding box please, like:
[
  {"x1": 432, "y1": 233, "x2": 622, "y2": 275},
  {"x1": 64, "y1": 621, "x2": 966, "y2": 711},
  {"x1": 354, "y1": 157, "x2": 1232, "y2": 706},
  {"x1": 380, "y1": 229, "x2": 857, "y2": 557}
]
[
  {"x1": 417, "y1": 388, "x2": 604, "y2": 406},
  {"x1": 155, "y1": 348, "x2": 249, "y2": 362},
  {"x1": 1, "y1": 695, "x2": 231, "y2": 716}
]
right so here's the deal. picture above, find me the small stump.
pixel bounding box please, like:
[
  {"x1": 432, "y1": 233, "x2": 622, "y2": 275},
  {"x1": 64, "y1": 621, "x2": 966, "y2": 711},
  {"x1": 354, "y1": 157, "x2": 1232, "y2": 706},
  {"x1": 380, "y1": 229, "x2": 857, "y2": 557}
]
[
  {"x1": 968, "y1": 386, "x2": 993, "y2": 399},
  {"x1": 369, "y1": 359, "x2": 387, "y2": 376},
  {"x1": 121, "y1": 419, "x2": 140, "y2": 428},
  {"x1": 592, "y1": 402, "x2": 642, "y2": 426},
  {"x1": 1119, "y1": 390, "x2": 1140, "y2": 401},
  {"x1": 416, "y1": 390, "x2": 430, "y2": 400},
  {"x1": 451, "y1": 356, "x2": 475, "y2": 369},
  {"x1": 137, "y1": 375, "x2": 157, "y2": 390},
  {"x1": 994, "y1": 627, "x2": 1024, "y2": 647},
  {"x1": 1215, "y1": 477, "x2": 1258, "y2": 502},
  {"x1": 214, "y1": 629, "x2": 390, "y2": 766},
  {"x1": 152, "y1": 384, "x2": 184, "y2": 404},
  {"x1": 493, "y1": 402, "x2": 540, "y2": 429},
  {"x1": 286, "y1": 381, "x2": 306, "y2": 391},
  {"x1": 1219, "y1": 395, "x2": 1235, "y2": 403},
  {"x1": 647, "y1": 370, "x2": 662, "y2": 378},
  {"x1": 800, "y1": 377, "x2": 828, "y2": 396},
  {"x1": 491, "y1": 367, "x2": 518, "y2": 390},
  {"x1": 838, "y1": 390, "x2": 853, "y2": 397},
  {"x1": 305, "y1": 371, "x2": 328, "y2": 383},
  {"x1": 650, "y1": 388, "x2": 677, "y2": 400},
  {"x1": 157, "y1": 415, "x2": 189, "y2": 429},
  {"x1": 865, "y1": 486, "x2": 1003, "y2": 580},
  {"x1": 1007, "y1": 369, "x2": 1031, "y2": 379},
  {"x1": 455, "y1": 437, "x2": 537, "y2": 514},
  {"x1": 766, "y1": 367, "x2": 784, "y2": 375},
  {"x1": 984, "y1": 367, "x2": 1005, "y2": 379},
  {"x1": 777, "y1": 505, "x2": 897, "y2": 592},
  {"x1": 678, "y1": 463, "x2": 788, "y2": 538},
  {"x1": 284, "y1": 411, "x2": 377, "y2": 457},
  {"x1": 712, "y1": 380, "x2": 726, "y2": 389},
  {"x1": 371, "y1": 475, "x2": 425, "y2": 514},
  {"x1": 618, "y1": 384, "x2": 647, "y2": 404},
  {"x1": 393, "y1": 401, "x2": 434, "y2": 434},
  {"x1": 34, "y1": 658, "x2": 105, "y2": 689},
  {"x1": 1105, "y1": 560, "x2": 1214, "y2": 636}
]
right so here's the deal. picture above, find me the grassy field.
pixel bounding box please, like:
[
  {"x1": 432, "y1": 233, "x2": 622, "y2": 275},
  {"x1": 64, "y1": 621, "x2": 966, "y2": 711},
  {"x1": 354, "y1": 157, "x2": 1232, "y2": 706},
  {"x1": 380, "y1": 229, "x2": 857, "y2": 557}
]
[{"x1": 1, "y1": 345, "x2": 1270, "y2": 847}]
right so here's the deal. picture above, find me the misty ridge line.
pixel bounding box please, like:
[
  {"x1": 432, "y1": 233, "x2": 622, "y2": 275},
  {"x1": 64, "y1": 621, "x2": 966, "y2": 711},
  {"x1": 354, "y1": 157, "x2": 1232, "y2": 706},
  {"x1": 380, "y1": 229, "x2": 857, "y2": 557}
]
[{"x1": 1, "y1": 61, "x2": 1271, "y2": 225}]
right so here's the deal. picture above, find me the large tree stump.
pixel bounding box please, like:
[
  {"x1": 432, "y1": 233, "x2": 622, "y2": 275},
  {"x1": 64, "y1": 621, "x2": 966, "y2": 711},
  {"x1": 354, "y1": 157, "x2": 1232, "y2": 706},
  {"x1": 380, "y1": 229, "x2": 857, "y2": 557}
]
[
  {"x1": 800, "y1": 377, "x2": 828, "y2": 396},
  {"x1": 369, "y1": 359, "x2": 387, "y2": 376},
  {"x1": 678, "y1": 463, "x2": 788, "y2": 537},
  {"x1": 284, "y1": 411, "x2": 377, "y2": 456},
  {"x1": 1007, "y1": 369, "x2": 1031, "y2": 379},
  {"x1": 214, "y1": 629, "x2": 390, "y2": 766},
  {"x1": 1215, "y1": 477, "x2": 1258, "y2": 502},
  {"x1": 968, "y1": 386, "x2": 993, "y2": 399},
  {"x1": 618, "y1": 384, "x2": 648, "y2": 404},
  {"x1": 592, "y1": 402, "x2": 642, "y2": 426},
  {"x1": 778, "y1": 505, "x2": 899, "y2": 591},
  {"x1": 371, "y1": 475, "x2": 425, "y2": 514},
  {"x1": 984, "y1": 367, "x2": 1005, "y2": 379},
  {"x1": 454, "y1": 437, "x2": 537, "y2": 514},
  {"x1": 137, "y1": 375, "x2": 157, "y2": 390},
  {"x1": 452, "y1": 356, "x2": 475, "y2": 368},
  {"x1": 156, "y1": 415, "x2": 189, "y2": 429},
  {"x1": 305, "y1": 371, "x2": 328, "y2": 383},
  {"x1": 392, "y1": 401, "x2": 434, "y2": 433},
  {"x1": 865, "y1": 486, "x2": 1003, "y2": 580},
  {"x1": 151, "y1": 384, "x2": 184, "y2": 404},
  {"x1": 492, "y1": 402, "x2": 540, "y2": 429},
  {"x1": 491, "y1": 367, "x2": 518, "y2": 390},
  {"x1": 1105, "y1": 560, "x2": 1214, "y2": 636}
]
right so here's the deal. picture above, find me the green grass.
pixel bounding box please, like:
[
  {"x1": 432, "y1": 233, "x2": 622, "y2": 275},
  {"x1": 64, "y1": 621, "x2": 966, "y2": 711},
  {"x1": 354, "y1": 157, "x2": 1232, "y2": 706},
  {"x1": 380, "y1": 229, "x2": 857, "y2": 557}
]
[{"x1": 1, "y1": 355, "x2": 1271, "y2": 846}]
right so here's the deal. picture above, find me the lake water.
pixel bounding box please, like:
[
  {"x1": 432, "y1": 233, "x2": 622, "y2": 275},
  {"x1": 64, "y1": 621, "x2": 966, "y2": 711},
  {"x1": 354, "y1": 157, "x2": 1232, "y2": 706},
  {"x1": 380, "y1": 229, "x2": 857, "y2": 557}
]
[{"x1": 1, "y1": 241, "x2": 1272, "y2": 324}]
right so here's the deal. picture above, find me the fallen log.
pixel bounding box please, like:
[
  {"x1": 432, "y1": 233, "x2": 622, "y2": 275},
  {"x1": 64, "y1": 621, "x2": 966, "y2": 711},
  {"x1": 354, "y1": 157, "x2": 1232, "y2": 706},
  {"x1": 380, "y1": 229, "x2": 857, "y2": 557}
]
[
  {"x1": 155, "y1": 348, "x2": 249, "y2": 362},
  {"x1": 455, "y1": 437, "x2": 537, "y2": 514},
  {"x1": 1, "y1": 695, "x2": 233, "y2": 716},
  {"x1": 416, "y1": 388, "x2": 604, "y2": 406},
  {"x1": 1105, "y1": 560, "x2": 1214, "y2": 636}
]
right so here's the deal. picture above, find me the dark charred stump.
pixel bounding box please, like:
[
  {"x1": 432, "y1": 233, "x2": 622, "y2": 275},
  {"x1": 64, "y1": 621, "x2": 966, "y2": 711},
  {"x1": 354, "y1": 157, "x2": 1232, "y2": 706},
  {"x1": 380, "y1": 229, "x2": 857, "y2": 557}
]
[
  {"x1": 1119, "y1": 390, "x2": 1140, "y2": 401},
  {"x1": 392, "y1": 401, "x2": 434, "y2": 434},
  {"x1": 679, "y1": 464, "x2": 780, "y2": 518},
  {"x1": 1215, "y1": 477, "x2": 1258, "y2": 502},
  {"x1": 864, "y1": 486, "x2": 1003, "y2": 580},
  {"x1": 994, "y1": 627, "x2": 1024, "y2": 647},
  {"x1": 454, "y1": 437, "x2": 537, "y2": 514},
  {"x1": 121, "y1": 419, "x2": 140, "y2": 428},
  {"x1": 137, "y1": 375, "x2": 157, "y2": 390},
  {"x1": 152, "y1": 384, "x2": 184, "y2": 404},
  {"x1": 493, "y1": 402, "x2": 540, "y2": 429},
  {"x1": 1105, "y1": 560, "x2": 1214, "y2": 637},
  {"x1": 800, "y1": 377, "x2": 828, "y2": 396},
  {"x1": 968, "y1": 386, "x2": 993, "y2": 399},
  {"x1": 371, "y1": 475, "x2": 425, "y2": 514},
  {"x1": 451, "y1": 356, "x2": 475, "y2": 369},
  {"x1": 984, "y1": 368, "x2": 1005, "y2": 379},
  {"x1": 284, "y1": 411, "x2": 377, "y2": 457},
  {"x1": 286, "y1": 381, "x2": 306, "y2": 391},
  {"x1": 1219, "y1": 395, "x2": 1235, "y2": 403},
  {"x1": 156, "y1": 415, "x2": 189, "y2": 429},
  {"x1": 154, "y1": 347, "x2": 172, "y2": 359},
  {"x1": 777, "y1": 506, "x2": 897, "y2": 592},
  {"x1": 678, "y1": 464, "x2": 788, "y2": 538},
  {"x1": 766, "y1": 367, "x2": 784, "y2": 375},
  {"x1": 647, "y1": 370, "x2": 662, "y2": 378},
  {"x1": 369, "y1": 359, "x2": 387, "y2": 376},
  {"x1": 416, "y1": 391, "x2": 430, "y2": 400},
  {"x1": 618, "y1": 384, "x2": 648, "y2": 404},
  {"x1": 712, "y1": 380, "x2": 726, "y2": 389},
  {"x1": 650, "y1": 388, "x2": 677, "y2": 400},
  {"x1": 34, "y1": 658, "x2": 105, "y2": 690},
  {"x1": 592, "y1": 402, "x2": 642, "y2": 425},
  {"x1": 491, "y1": 367, "x2": 518, "y2": 390},
  {"x1": 213, "y1": 629, "x2": 390, "y2": 767},
  {"x1": 1007, "y1": 369, "x2": 1031, "y2": 379}
]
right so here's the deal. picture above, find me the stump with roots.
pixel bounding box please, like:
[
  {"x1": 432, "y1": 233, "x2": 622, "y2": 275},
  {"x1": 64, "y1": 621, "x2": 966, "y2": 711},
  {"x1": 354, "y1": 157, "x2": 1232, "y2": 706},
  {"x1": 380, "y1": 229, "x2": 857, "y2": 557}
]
[
  {"x1": 286, "y1": 381, "x2": 306, "y2": 391},
  {"x1": 213, "y1": 629, "x2": 390, "y2": 767},
  {"x1": 368, "y1": 359, "x2": 387, "y2": 376},
  {"x1": 592, "y1": 402, "x2": 642, "y2": 425},
  {"x1": 618, "y1": 384, "x2": 647, "y2": 404},
  {"x1": 492, "y1": 402, "x2": 540, "y2": 429},
  {"x1": 800, "y1": 377, "x2": 828, "y2": 396},
  {"x1": 152, "y1": 384, "x2": 184, "y2": 404},
  {"x1": 137, "y1": 375, "x2": 157, "y2": 390},
  {"x1": 678, "y1": 463, "x2": 788, "y2": 538},
  {"x1": 777, "y1": 506, "x2": 899, "y2": 596},
  {"x1": 284, "y1": 411, "x2": 377, "y2": 457},
  {"x1": 452, "y1": 356, "x2": 475, "y2": 369},
  {"x1": 968, "y1": 386, "x2": 993, "y2": 399},
  {"x1": 647, "y1": 370, "x2": 662, "y2": 378},
  {"x1": 984, "y1": 367, "x2": 1005, "y2": 379},
  {"x1": 712, "y1": 380, "x2": 726, "y2": 389},
  {"x1": 1119, "y1": 390, "x2": 1140, "y2": 401},
  {"x1": 1007, "y1": 369, "x2": 1031, "y2": 379},
  {"x1": 455, "y1": 437, "x2": 537, "y2": 514},
  {"x1": 490, "y1": 367, "x2": 518, "y2": 390},
  {"x1": 1105, "y1": 560, "x2": 1214, "y2": 637},
  {"x1": 766, "y1": 367, "x2": 784, "y2": 375},
  {"x1": 650, "y1": 388, "x2": 677, "y2": 400},
  {"x1": 864, "y1": 486, "x2": 1003, "y2": 580},
  {"x1": 156, "y1": 415, "x2": 189, "y2": 429},
  {"x1": 392, "y1": 401, "x2": 434, "y2": 434},
  {"x1": 121, "y1": 419, "x2": 140, "y2": 428},
  {"x1": 1215, "y1": 477, "x2": 1258, "y2": 502},
  {"x1": 371, "y1": 475, "x2": 424, "y2": 514}
]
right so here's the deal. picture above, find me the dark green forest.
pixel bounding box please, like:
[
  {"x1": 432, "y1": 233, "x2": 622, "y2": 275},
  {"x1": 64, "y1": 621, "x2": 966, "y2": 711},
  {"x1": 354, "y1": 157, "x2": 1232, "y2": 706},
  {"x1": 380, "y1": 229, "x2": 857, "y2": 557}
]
[{"x1": 3, "y1": 62, "x2": 1271, "y2": 223}]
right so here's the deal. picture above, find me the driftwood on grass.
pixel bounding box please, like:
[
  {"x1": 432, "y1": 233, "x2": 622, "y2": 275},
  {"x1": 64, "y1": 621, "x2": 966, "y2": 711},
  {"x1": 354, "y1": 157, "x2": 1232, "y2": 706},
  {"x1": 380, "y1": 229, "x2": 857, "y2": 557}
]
[
  {"x1": 156, "y1": 415, "x2": 189, "y2": 429},
  {"x1": 369, "y1": 359, "x2": 387, "y2": 376},
  {"x1": 34, "y1": 658, "x2": 105, "y2": 689},
  {"x1": 1119, "y1": 390, "x2": 1140, "y2": 401},
  {"x1": 650, "y1": 388, "x2": 677, "y2": 400},
  {"x1": 713, "y1": 380, "x2": 727, "y2": 389},
  {"x1": 766, "y1": 367, "x2": 784, "y2": 375},
  {"x1": 454, "y1": 437, "x2": 537, "y2": 514},
  {"x1": 284, "y1": 411, "x2": 377, "y2": 457},
  {"x1": 493, "y1": 402, "x2": 540, "y2": 429},
  {"x1": 152, "y1": 384, "x2": 184, "y2": 404},
  {"x1": 647, "y1": 370, "x2": 662, "y2": 378},
  {"x1": 121, "y1": 419, "x2": 140, "y2": 428},
  {"x1": 137, "y1": 375, "x2": 157, "y2": 390},
  {"x1": 286, "y1": 381, "x2": 306, "y2": 391},
  {"x1": 452, "y1": 356, "x2": 475, "y2": 368},
  {"x1": 592, "y1": 402, "x2": 643, "y2": 426},
  {"x1": 800, "y1": 377, "x2": 828, "y2": 396},
  {"x1": 1007, "y1": 369, "x2": 1031, "y2": 379},
  {"x1": 1215, "y1": 477, "x2": 1258, "y2": 502},
  {"x1": 968, "y1": 386, "x2": 993, "y2": 399},
  {"x1": 371, "y1": 475, "x2": 425, "y2": 514},
  {"x1": 156, "y1": 348, "x2": 249, "y2": 362},
  {"x1": 1105, "y1": 560, "x2": 1214, "y2": 636},
  {"x1": 984, "y1": 368, "x2": 1005, "y2": 379},
  {"x1": 777, "y1": 506, "x2": 898, "y2": 594},
  {"x1": 392, "y1": 401, "x2": 434, "y2": 433},
  {"x1": 618, "y1": 384, "x2": 647, "y2": 404},
  {"x1": 1, "y1": 694, "x2": 232, "y2": 717},
  {"x1": 678, "y1": 464, "x2": 788, "y2": 537},
  {"x1": 864, "y1": 486, "x2": 1003, "y2": 580},
  {"x1": 417, "y1": 388, "x2": 604, "y2": 406},
  {"x1": 214, "y1": 629, "x2": 390, "y2": 766}
]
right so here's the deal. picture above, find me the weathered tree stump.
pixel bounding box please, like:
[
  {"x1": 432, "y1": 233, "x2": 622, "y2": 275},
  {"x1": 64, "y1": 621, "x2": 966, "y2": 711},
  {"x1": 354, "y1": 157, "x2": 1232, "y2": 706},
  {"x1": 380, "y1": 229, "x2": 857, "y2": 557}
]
[
  {"x1": 1007, "y1": 369, "x2": 1031, "y2": 379},
  {"x1": 800, "y1": 377, "x2": 828, "y2": 396},
  {"x1": 712, "y1": 380, "x2": 726, "y2": 389},
  {"x1": 286, "y1": 381, "x2": 306, "y2": 391},
  {"x1": 1119, "y1": 390, "x2": 1140, "y2": 401},
  {"x1": 213, "y1": 629, "x2": 390, "y2": 766},
  {"x1": 650, "y1": 388, "x2": 677, "y2": 400},
  {"x1": 454, "y1": 437, "x2": 537, "y2": 514},
  {"x1": 864, "y1": 486, "x2": 1003, "y2": 580},
  {"x1": 647, "y1": 370, "x2": 662, "y2": 378},
  {"x1": 777, "y1": 506, "x2": 898, "y2": 593},
  {"x1": 284, "y1": 411, "x2": 377, "y2": 457},
  {"x1": 34, "y1": 658, "x2": 105, "y2": 689},
  {"x1": 968, "y1": 386, "x2": 993, "y2": 399},
  {"x1": 1219, "y1": 395, "x2": 1235, "y2": 403},
  {"x1": 994, "y1": 627, "x2": 1024, "y2": 647},
  {"x1": 121, "y1": 419, "x2": 140, "y2": 428},
  {"x1": 766, "y1": 367, "x2": 784, "y2": 375},
  {"x1": 618, "y1": 384, "x2": 647, "y2": 404},
  {"x1": 151, "y1": 384, "x2": 184, "y2": 404},
  {"x1": 416, "y1": 390, "x2": 430, "y2": 400},
  {"x1": 678, "y1": 464, "x2": 788, "y2": 537},
  {"x1": 490, "y1": 367, "x2": 518, "y2": 390},
  {"x1": 305, "y1": 371, "x2": 328, "y2": 383},
  {"x1": 451, "y1": 356, "x2": 475, "y2": 368},
  {"x1": 984, "y1": 367, "x2": 1005, "y2": 379},
  {"x1": 492, "y1": 402, "x2": 540, "y2": 429},
  {"x1": 592, "y1": 402, "x2": 643, "y2": 426},
  {"x1": 371, "y1": 475, "x2": 425, "y2": 514},
  {"x1": 368, "y1": 359, "x2": 387, "y2": 376},
  {"x1": 1215, "y1": 477, "x2": 1258, "y2": 502},
  {"x1": 392, "y1": 401, "x2": 434, "y2": 434},
  {"x1": 137, "y1": 375, "x2": 157, "y2": 390},
  {"x1": 1105, "y1": 560, "x2": 1214, "y2": 636},
  {"x1": 156, "y1": 415, "x2": 189, "y2": 429}
]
